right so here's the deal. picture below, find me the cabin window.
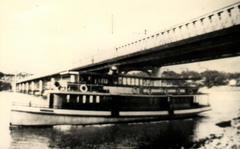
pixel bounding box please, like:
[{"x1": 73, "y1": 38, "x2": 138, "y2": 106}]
[
  {"x1": 88, "y1": 76, "x2": 91, "y2": 81},
  {"x1": 96, "y1": 96, "x2": 100, "y2": 103},
  {"x1": 102, "y1": 78, "x2": 105, "y2": 84},
  {"x1": 106, "y1": 78, "x2": 109, "y2": 84},
  {"x1": 76, "y1": 96, "x2": 80, "y2": 103},
  {"x1": 101, "y1": 78, "x2": 104, "y2": 84},
  {"x1": 96, "y1": 78, "x2": 99, "y2": 84},
  {"x1": 66, "y1": 95, "x2": 70, "y2": 103},
  {"x1": 168, "y1": 89, "x2": 176, "y2": 93},
  {"x1": 127, "y1": 78, "x2": 131, "y2": 85},
  {"x1": 113, "y1": 77, "x2": 118, "y2": 85},
  {"x1": 142, "y1": 79, "x2": 146, "y2": 86},
  {"x1": 102, "y1": 79, "x2": 107, "y2": 84},
  {"x1": 70, "y1": 75, "x2": 75, "y2": 82},
  {"x1": 193, "y1": 96, "x2": 196, "y2": 103},
  {"x1": 179, "y1": 89, "x2": 185, "y2": 93},
  {"x1": 139, "y1": 79, "x2": 143, "y2": 86},
  {"x1": 154, "y1": 80, "x2": 160, "y2": 86},
  {"x1": 83, "y1": 95, "x2": 86, "y2": 103},
  {"x1": 89, "y1": 95, "x2": 93, "y2": 103},
  {"x1": 118, "y1": 77, "x2": 123, "y2": 85},
  {"x1": 101, "y1": 78, "x2": 107, "y2": 84},
  {"x1": 135, "y1": 78, "x2": 138, "y2": 85},
  {"x1": 136, "y1": 79, "x2": 139, "y2": 86},
  {"x1": 123, "y1": 77, "x2": 127, "y2": 85},
  {"x1": 131, "y1": 78, "x2": 134, "y2": 85},
  {"x1": 145, "y1": 79, "x2": 148, "y2": 86}
]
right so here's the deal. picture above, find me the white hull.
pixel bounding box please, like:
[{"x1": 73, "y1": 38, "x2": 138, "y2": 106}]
[{"x1": 10, "y1": 106, "x2": 211, "y2": 126}]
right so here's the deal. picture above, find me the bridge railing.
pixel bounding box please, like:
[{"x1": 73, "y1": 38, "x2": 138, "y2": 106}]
[
  {"x1": 81, "y1": 2, "x2": 240, "y2": 66},
  {"x1": 115, "y1": 2, "x2": 240, "y2": 53}
]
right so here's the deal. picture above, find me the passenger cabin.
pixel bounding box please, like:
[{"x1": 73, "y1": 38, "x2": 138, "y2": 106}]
[{"x1": 61, "y1": 71, "x2": 200, "y2": 95}]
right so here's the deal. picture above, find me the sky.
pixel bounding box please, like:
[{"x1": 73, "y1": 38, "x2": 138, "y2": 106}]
[{"x1": 0, "y1": 0, "x2": 239, "y2": 75}]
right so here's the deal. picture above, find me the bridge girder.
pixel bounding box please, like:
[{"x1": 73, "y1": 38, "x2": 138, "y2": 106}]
[{"x1": 70, "y1": 25, "x2": 240, "y2": 73}]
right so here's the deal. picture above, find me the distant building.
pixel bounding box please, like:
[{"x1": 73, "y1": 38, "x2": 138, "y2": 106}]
[
  {"x1": 1, "y1": 73, "x2": 15, "y2": 82},
  {"x1": 228, "y1": 79, "x2": 240, "y2": 86},
  {"x1": 0, "y1": 72, "x2": 33, "y2": 91},
  {"x1": 15, "y1": 72, "x2": 33, "y2": 81}
]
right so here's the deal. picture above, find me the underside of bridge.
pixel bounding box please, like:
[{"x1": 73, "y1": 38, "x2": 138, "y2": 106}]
[{"x1": 70, "y1": 25, "x2": 240, "y2": 74}]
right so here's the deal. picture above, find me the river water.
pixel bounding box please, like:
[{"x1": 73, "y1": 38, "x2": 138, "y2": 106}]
[{"x1": 0, "y1": 86, "x2": 239, "y2": 149}]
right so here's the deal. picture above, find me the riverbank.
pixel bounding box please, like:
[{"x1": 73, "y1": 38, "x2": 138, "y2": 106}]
[
  {"x1": 192, "y1": 86, "x2": 240, "y2": 148},
  {"x1": 191, "y1": 117, "x2": 240, "y2": 148}
]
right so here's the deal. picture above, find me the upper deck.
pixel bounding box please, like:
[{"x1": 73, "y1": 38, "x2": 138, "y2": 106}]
[{"x1": 16, "y1": 71, "x2": 201, "y2": 96}]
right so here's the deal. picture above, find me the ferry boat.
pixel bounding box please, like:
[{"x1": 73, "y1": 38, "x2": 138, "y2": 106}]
[{"x1": 11, "y1": 71, "x2": 211, "y2": 126}]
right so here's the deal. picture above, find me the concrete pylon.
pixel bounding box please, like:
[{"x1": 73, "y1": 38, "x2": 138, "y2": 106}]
[
  {"x1": 150, "y1": 67, "x2": 161, "y2": 77},
  {"x1": 150, "y1": 67, "x2": 162, "y2": 86}
]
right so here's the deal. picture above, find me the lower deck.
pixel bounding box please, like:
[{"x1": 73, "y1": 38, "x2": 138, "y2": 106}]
[
  {"x1": 10, "y1": 91, "x2": 210, "y2": 126},
  {"x1": 49, "y1": 91, "x2": 209, "y2": 113}
]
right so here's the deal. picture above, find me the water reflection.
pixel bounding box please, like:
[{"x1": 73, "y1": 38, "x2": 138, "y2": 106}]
[{"x1": 10, "y1": 119, "x2": 196, "y2": 149}]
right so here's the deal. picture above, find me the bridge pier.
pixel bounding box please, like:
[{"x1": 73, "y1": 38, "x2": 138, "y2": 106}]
[
  {"x1": 150, "y1": 67, "x2": 161, "y2": 77},
  {"x1": 150, "y1": 67, "x2": 162, "y2": 86}
]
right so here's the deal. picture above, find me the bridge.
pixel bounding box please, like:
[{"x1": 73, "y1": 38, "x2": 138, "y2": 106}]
[
  {"x1": 70, "y1": 2, "x2": 240, "y2": 74},
  {"x1": 16, "y1": 2, "x2": 240, "y2": 91}
]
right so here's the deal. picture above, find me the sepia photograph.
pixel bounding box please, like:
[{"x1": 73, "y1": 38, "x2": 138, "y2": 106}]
[{"x1": 0, "y1": 0, "x2": 240, "y2": 148}]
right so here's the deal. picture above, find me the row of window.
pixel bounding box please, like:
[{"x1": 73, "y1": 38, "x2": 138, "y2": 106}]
[
  {"x1": 87, "y1": 77, "x2": 159, "y2": 86},
  {"x1": 65, "y1": 95, "x2": 101, "y2": 104}
]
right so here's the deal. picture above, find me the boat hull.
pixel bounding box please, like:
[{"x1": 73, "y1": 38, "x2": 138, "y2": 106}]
[{"x1": 10, "y1": 105, "x2": 211, "y2": 126}]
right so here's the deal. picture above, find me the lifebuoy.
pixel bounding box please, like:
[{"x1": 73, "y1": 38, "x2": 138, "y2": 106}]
[{"x1": 80, "y1": 84, "x2": 88, "y2": 92}]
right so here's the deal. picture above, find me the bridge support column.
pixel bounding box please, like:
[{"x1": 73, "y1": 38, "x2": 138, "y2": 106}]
[
  {"x1": 150, "y1": 67, "x2": 162, "y2": 86},
  {"x1": 150, "y1": 67, "x2": 162, "y2": 77}
]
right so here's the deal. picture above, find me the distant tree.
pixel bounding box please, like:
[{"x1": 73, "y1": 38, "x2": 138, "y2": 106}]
[
  {"x1": 162, "y1": 71, "x2": 180, "y2": 78},
  {"x1": 0, "y1": 81, "x2": 12, "y2": 91},
  {"x1": 181, "y1": 71, "x2": 201, "y2": 79},
  {"x1": 0, "y1": 72, "x2": 4, "y2": 79},
  {"x1": 128, "y1": 71, "x2": 149, "y2": 77},
  {"x1": 229, "y1": 72, "x2": 240, "y2": 79},
  {"x1": 128, "y1": 70, "x2": 239, "y2": 87},
  {"x1": 201, "y1": 70, "x2": 228, "y2": 87},
  {"x1": 161, "y1": 71, "x2": 183, "y2": 85}
]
